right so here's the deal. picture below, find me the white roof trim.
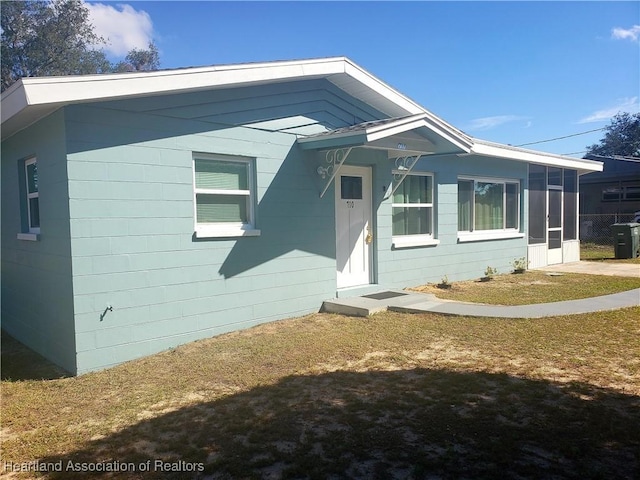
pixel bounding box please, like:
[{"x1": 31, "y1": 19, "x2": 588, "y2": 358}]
[
  {"x1": 1, "y1": 57, "x2": 472, "y2": 149},
  {"x1": 471, "y1": 139, "x2": 603, "y2": 173},
  {"x1": 2, "y1": 57, "x2": 347, "y2": 121},
  {"x1": 0, "y1": 56, "x2": 605, "y2": 173}
]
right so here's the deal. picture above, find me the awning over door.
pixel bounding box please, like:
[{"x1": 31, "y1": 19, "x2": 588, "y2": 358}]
[{"x1": 297, "y1": 114, "x2": 470, "y2": 198}]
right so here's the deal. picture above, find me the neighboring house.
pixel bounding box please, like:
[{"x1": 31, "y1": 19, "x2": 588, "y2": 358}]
[
  {"x1": 580, "y1": 155, "x2": 640, "y2": 216},
  {"x1": 579, "y1": 155, "x2": 640, "y2": 241},
  {"x1": 1, "y1": 57, "x2": 602, "y2": 375}
]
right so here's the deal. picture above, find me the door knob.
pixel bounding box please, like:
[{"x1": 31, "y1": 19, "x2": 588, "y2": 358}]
[{"x1": 365, "y1": 227, "x2": 373, "y2": 244}]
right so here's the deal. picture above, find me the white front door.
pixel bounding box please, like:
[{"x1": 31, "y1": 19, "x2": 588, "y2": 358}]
[
  {"x1": 547, "y1": 187, "x2": 563, "y2": 265},
  {"x1": 335, "y1": 166, "x2": 373, "y2": 289}
]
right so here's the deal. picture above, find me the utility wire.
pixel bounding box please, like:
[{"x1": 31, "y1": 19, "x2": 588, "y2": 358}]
[{"x1": 515, "y1": 127, "x2": 605, "y2": 147}]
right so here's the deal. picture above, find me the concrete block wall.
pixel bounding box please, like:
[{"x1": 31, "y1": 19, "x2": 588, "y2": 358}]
[
  {"x1": 1, "y1": 110, "x2": 77, "y2": 373},
  {"x1": 64, "y1": 80, "x2": 384, "y2": 373}
]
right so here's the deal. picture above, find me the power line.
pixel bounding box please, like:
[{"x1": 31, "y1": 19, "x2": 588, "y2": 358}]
[{"x1": 515, "y1": 127, "x2": 605, "y2": 147}]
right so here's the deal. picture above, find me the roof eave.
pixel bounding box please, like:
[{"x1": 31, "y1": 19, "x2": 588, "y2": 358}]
[
  {"x1": 1, "y1": 57, "x2": 475, "y2": 150},
  {"x1": 470, "y1": 140, "x2": 604, "y2": 174},
  {"x1": 1, "y1": 80, "x2": 29, "y2": 125}
]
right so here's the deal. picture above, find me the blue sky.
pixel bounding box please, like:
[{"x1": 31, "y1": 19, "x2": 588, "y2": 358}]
[{"x1": 87, "y1": 1, "x2": 639, "y2": 158}]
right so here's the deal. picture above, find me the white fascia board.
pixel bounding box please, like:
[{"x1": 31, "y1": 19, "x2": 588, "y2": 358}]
[
  {"x1": 471, "y1": 141, "x2": 604, "y2": 172},
  {"x1": 0, "y1": 58, "x2": 352, "y2": 139},
  {"x1": 343, "y1": 61, "x2": 424, "y2": 115},
  {"x1": 19, "y1": 60, "x2": 346, "y2": 107},
  {"x1": 366, "y1": 118, "x2": 430, "y2": 142},
  {"x1": 1, "y1": 82, "x2": 29, "y2": 124},
  {"x1": 298, "y1": 115, "x2": 433, "y2": 150}
]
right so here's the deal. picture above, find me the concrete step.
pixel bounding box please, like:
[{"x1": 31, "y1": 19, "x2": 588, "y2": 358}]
[{"x1": 322, "y1": 290, "x2": 439, "y2": 316}]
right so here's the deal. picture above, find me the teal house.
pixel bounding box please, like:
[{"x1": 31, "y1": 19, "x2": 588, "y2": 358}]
[{"x1": 1, "y1": 58, "x2": 602, "y2": 374}]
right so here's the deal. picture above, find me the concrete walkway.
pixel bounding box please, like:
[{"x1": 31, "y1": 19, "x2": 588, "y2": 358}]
[
  {"x1": 536, "y1": 261, "x2": 639, "y2": 278},
  {"x1": 323, "y1": 261, "x2": 640, "y2": 318},
  {"x1": 388, "y1": 288, "x2": 640, "y2": 318},
  {"x1": 322, "y1": 288, "x2": 640, "y2": 318}
]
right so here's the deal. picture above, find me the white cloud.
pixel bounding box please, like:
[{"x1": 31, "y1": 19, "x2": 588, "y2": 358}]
[
  {"x1": 87, "y1": 3, "x2": 154, "y2": 56},
  {"x1": 578, "y1": 97, "x2": 640, "y2": 124},
  {"x1": 612, "y1": 25, "x2": 640, "y2": 42},
  {"x1": 466, "y1": 115, "x2": 529, "y2": 131}
]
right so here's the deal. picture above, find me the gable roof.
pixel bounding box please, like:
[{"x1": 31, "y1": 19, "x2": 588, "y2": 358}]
[
  {"x1": 297, "y1": 114, "x2": 466, "y2": 155},
  {"x1": 0, "y1": 56, "x2": 602, "y2": 173}
]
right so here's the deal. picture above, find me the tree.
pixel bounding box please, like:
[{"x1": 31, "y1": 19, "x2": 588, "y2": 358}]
[
  {"x1": 113, "y1": 43, "x2": 160, "y2": 72},
  {"x1": 585, "y1": 112, "x2": 640, "y2": 158},
  {"x1": 1, "y1": 0, "x2": 160, "y2": 92}
]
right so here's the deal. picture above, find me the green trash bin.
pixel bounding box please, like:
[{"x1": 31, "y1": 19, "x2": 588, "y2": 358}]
[{"x1": 610, "y1": 223, "x2": 640, "y2": 259}]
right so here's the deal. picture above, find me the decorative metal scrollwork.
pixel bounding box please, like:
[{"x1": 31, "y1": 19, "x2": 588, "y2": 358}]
[
  {"x1": 317, "y1": 148, "x2": 351, "y2": 179},
  {"x1": 387, "y1": 154, "x2": 423, "y2": 199},
  {"x1": 317, "y1": 147, "x2": 353, "y2": 198},
  {"x1": 393, "y1": 155, "x2": 420, "y2": 182}
]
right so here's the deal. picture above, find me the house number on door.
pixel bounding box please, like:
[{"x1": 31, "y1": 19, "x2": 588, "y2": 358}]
[{"x1": 346, "y1": 201, "x2": 355, "y2": 209}]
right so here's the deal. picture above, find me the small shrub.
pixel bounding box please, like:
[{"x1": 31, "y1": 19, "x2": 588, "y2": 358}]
[
  {"x1": 437, "y1": 275, "x2": 452, "y2": 289},
  {"x1": 512, "y1": 257, "x2": 528, "y2": 273},
  {"x1": 481, "y1": 266, "x2": 498, "y2": 281}
]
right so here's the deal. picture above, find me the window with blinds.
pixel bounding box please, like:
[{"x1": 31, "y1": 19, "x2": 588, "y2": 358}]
[{"x1": 193, "y1": 153, "x2": 258, "y2": 237}]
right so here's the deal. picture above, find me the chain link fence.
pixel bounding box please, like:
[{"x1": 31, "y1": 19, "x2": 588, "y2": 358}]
[{"x1": 579, "y1": 213, "x2": 637, "y2": 245}]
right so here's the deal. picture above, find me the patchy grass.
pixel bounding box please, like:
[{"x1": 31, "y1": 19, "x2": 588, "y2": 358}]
[
  {"x1": 410, "y1": 270, "x2": 640, "y2": 305},
  {"x1": 2, "y1": 307, "x2": 640, "y2": 479},
  {"x1": 581, "y1": 242, "x2": 640, "y2": 263}
]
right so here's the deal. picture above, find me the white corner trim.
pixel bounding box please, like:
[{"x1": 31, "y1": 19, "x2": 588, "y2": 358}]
[
  {"x1": 457, "y1": 231, "x2": 524, "y2": 243},
  {"x1": 17, "y1": 232, "x2": 40, "y2": 241},
  {"x1": 195, "y1": 227, "x2": 261, "y2": 239},
  {"x1": 392, "y1": 235, "x2": 440, "y2": 249}
]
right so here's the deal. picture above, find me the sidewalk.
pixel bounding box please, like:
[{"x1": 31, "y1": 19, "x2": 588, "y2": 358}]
[
  {"x1": 387, "y1": 288, "x2": 640, "y2": 318},
  {"x1": 322, "y1": 288, "x2": 640, "y2": 319},
  {"x1": 323, "y1": 261, "x2": 640, "y2": 318},
  {"x1": 536, "y1": 261, "x2": 639, "y2": 278}
]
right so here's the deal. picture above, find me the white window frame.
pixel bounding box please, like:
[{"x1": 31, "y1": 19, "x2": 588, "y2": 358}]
[
  {"x1": 457, "y1": 176, "x2": 523, "y2": 243},
  {"x1": 25, "y1": 157, "x2": 40, "y2": 235},
  {"x1": 192, "y1": 153, "x2": 260, "y2": 238},
  {"x1": 391, "y1": 171, "x2": 439, "y2": 248}
]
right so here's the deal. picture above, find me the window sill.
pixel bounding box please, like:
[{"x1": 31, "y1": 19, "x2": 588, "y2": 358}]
[
  {"x1": 195, "y1": 227, "x2": 261, "y2": 239},
  {"x1": 392, "y1": 235, "x2": 440, "y2": 249},
  {"x1": 17, "y1": 232, "x2": 40, "y2": 241},
  {"x1": 457, "y1": 231, "x2": 524, "y2": 243}
]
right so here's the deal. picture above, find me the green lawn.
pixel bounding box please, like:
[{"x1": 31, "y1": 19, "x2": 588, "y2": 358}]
[{"x1": 2, "y1": 274, "x2": 639, "y2": 479}]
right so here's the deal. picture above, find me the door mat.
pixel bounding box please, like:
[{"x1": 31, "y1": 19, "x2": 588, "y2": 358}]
[{"x1": 362, "y1": 291, "x2": 408, "y2": 300}]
